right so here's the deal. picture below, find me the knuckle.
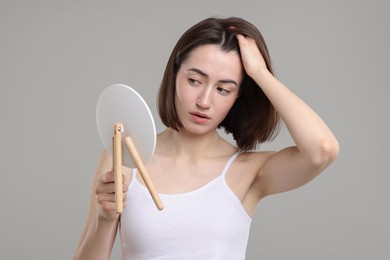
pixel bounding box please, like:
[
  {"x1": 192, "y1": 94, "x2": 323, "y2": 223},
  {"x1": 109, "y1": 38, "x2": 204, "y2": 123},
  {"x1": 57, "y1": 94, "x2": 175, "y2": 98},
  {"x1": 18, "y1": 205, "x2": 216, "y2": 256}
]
[
  {"x1": 102, "y1": 204, "x2": 113, "y2": 213},
  {"x1": 107, "y1": 171, "x2": 114, "y2": 181},
  {"x1": 95, "y1": 183, "x2": 105, "y2": 194},
  {"x1": 97, "y1": 196, "x2": 104, "y2": 204},
  {"x1": 122, "y1": 184, "x2": 128, "y2": 192}
]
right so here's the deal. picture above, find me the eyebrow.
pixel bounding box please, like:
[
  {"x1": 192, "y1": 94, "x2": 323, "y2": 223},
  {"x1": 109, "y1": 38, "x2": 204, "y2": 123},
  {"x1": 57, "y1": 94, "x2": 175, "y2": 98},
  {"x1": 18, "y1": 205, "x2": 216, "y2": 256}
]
[{"x1": 188, "y1": 68, "x2": 239, "y2": 87}]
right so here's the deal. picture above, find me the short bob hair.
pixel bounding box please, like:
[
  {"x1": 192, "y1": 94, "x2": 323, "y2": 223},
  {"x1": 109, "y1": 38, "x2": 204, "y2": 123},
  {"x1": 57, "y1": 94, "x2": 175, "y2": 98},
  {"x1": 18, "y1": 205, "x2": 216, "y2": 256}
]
[{"x1": 158, "y1": 17, "x2": 280, "y2": 151}]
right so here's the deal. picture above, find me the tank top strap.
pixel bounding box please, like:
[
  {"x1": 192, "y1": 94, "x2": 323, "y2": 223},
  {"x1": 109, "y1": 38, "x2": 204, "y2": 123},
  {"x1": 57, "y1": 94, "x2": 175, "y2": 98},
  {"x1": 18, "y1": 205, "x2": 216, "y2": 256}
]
[
  {"x1": 220, "y1": 150, "x2": 241, "y2": 177},
  {"x1": 130, "y1": 168, "x2": 138, "y2": 184}
]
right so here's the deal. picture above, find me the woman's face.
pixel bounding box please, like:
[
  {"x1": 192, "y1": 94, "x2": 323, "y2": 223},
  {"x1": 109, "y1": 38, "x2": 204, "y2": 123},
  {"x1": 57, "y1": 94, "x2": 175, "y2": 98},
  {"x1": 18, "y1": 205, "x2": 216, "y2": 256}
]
[{"x1": 175, "y1": 44, "x2": 243, "y2": 135}]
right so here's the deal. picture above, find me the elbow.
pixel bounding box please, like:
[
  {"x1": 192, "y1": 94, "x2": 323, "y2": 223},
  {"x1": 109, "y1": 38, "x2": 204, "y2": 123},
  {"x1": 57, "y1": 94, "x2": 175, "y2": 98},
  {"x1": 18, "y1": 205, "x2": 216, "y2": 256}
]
[
  {"x1": 311, "y1": 137, "x2": 340, "y2": 168},
  {"x1": 323, "y1": 137, "x2": 340, "y2": 163}
]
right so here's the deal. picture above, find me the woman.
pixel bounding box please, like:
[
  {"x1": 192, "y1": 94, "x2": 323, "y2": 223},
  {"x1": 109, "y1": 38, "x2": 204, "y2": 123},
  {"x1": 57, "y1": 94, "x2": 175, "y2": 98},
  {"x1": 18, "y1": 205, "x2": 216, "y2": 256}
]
[{"x1": 74, "y1": 17, "x2": 339, "y2": 259}]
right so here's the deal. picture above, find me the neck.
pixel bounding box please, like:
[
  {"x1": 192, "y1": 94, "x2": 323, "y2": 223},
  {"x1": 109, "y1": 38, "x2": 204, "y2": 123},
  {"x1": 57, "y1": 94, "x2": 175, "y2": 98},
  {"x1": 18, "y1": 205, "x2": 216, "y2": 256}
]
[{"x1": 157, "y1": 128, "x2": 230, "y2": 161}]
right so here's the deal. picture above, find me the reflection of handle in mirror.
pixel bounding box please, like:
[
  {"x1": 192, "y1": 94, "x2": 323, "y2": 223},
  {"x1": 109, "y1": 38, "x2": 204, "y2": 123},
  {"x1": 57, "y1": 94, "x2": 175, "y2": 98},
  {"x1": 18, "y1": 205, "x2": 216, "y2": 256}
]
[{"x1": 113, "y1": 123, "x2": 123, "y2": 214}]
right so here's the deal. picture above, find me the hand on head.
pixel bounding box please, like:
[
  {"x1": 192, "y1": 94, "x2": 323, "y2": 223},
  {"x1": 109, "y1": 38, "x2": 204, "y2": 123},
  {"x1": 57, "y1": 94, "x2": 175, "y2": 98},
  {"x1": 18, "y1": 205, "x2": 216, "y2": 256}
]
[{"x1": 236, "y1": 34, "x2": 268, "y2": 78}]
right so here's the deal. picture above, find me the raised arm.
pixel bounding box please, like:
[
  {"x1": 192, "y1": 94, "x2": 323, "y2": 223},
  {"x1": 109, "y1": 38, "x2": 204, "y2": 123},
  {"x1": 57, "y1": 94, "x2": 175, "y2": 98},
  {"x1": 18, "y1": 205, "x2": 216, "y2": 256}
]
[
  {"x1": 73, "y1": 150, "x2": 127, "y2": 260},
  {"x1": 237, "y1": 35, "x2": 339, "y2": 198}
]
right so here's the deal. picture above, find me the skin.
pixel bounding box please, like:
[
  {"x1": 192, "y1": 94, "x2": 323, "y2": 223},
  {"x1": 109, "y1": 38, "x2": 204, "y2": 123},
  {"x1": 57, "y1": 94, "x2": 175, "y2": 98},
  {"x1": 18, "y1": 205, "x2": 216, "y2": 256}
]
[{"x1": 73, "y1": 35, "x2": 339, "y2": 260}]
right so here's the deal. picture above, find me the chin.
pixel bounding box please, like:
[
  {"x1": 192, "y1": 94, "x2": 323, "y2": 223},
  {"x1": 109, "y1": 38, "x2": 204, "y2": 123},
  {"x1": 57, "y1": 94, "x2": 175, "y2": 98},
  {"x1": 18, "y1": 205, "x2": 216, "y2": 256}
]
[{"x1": 181, "y1": 124, "x2": 216, "y2": 136}]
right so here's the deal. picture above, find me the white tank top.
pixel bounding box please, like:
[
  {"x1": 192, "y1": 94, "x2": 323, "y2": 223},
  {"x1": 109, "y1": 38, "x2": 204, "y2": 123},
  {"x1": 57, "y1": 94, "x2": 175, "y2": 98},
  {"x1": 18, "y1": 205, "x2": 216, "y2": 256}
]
[{"x1": 120, "y1": 152, "x2": 252, "y2": 260}]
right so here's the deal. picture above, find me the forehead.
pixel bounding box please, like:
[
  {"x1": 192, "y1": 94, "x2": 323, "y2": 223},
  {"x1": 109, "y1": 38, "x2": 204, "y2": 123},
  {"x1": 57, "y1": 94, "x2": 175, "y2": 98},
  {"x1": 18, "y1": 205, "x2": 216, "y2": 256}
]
[{"x1": 181, "y1": 44, "x2": 243, "y2": 82}]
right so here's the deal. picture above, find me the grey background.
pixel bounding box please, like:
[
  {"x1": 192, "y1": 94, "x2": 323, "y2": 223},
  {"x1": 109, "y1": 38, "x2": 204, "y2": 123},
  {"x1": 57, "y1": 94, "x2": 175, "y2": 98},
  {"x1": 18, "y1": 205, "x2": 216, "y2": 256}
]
[{"x1": 0, "y1": 0, "x2": 389, "y2": 259}]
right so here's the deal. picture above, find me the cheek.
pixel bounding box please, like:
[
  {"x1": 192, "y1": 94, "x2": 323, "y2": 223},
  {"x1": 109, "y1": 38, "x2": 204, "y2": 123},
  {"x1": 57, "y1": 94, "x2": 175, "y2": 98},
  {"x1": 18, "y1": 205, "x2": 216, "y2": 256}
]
[
  {"x1": 174, "y1": 81, "x2": 190, "y2": 113},
  {"x1": 176, "y1": 77, "x2": 197, "y2": 105},
  {"x1": 218, "y1": 98, "x2": 237, "y2": 119},
  {"x1": 175, "y1": 76, "x2": 186, "y2": 101}
]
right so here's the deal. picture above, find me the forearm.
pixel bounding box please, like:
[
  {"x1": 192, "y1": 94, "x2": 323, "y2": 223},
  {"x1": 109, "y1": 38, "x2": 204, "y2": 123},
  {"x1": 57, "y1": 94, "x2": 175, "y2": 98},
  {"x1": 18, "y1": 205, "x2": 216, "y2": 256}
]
[
  {"x1": 73, "y1": 215, "x2": 119, "y2": 260},
  {"x1": 253, "y1": 69, "x2": 339, "y2": 163}
]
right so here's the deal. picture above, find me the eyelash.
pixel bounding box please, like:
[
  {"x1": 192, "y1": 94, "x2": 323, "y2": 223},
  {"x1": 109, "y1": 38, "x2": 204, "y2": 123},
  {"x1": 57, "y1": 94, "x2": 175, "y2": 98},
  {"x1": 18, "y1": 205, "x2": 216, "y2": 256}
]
[
  {"x1": 188, "y1": 78, "x2": 231, "y2": 96},
  {"x1": 217, "y1": 87, "x2": 231, "y2": 96},
  {"x1": 188, "y1": 78, "x2": 201, "y2": 86}
]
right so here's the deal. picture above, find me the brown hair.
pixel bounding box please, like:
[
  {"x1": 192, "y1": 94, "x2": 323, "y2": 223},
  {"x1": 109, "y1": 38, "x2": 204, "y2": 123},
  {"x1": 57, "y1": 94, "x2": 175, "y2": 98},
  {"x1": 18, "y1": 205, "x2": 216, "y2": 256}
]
[{"x1": 158, "y1": 17, "x2": 280, "y2": 150}]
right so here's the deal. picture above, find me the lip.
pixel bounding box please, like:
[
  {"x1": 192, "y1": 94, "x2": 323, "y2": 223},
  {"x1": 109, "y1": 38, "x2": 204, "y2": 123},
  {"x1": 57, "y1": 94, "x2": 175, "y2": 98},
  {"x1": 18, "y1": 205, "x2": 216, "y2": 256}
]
[
  {"x1": 190, "y1": 111, "x2": 211, "y2": 123},
  {"x1": 190, "y1": 112, "x2": 210, "y2": 119}
]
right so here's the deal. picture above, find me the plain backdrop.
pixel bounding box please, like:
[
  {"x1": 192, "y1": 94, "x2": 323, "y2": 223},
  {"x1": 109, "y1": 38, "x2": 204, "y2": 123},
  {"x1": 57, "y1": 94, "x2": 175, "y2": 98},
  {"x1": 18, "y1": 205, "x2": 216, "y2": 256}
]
[{"x1": 0, "y1": 0, "x2": 389, "y2": 259}]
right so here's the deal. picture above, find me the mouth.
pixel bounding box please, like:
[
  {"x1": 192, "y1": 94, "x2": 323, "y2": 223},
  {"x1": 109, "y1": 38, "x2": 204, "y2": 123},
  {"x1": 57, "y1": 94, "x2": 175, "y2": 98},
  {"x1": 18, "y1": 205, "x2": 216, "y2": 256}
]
[
  {"x1": 190, "y1": 112, "x2": 211, "y2": 123},
  {"x1": 190, "y1": 112, "x2": 210, "y2": 119}
]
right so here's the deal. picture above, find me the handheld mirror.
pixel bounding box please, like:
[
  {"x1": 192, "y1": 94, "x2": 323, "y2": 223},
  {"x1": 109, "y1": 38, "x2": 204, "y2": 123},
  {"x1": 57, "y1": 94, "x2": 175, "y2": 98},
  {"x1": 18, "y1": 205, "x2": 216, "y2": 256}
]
[{"x1": 96, "y1": 84, "x2": 163, "y2": 211}]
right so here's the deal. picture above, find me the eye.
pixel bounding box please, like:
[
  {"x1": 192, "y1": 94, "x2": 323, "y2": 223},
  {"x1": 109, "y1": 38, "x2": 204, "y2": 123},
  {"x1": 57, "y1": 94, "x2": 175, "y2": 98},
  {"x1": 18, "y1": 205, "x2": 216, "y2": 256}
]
[
  {"x1": 188, "y1": 78, "x2": 201, "y2": 86},
  {"x1": 217, "y1": 87, "x2": 231, "y2": 96}
]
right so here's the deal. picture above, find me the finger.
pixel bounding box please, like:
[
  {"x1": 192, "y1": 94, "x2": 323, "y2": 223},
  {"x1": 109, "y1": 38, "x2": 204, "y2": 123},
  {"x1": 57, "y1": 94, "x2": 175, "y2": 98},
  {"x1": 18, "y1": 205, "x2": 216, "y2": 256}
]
[
  {"x1": 100, "y1": 172, "x2": 126, "y2": 184},
  {"x1": 237, "y1": 34, "x2": 252, "y2": 41},
  {"x1": 99, "y1": 171, "x2": 114, "y2": 184},
  {"x1": 123, "y1": 193, "x2": 127, "y2": 204},
  {"x1": 97, "y1": 193, "x2": 116, "y2": 204},
  {"x1": 236, "y1": 34, "x2": 245, "y2": 42},
  {"x1": 236, "y1": 34, "x2": 251, "y2": 52},
  {"x1": 96, "y1": 178, "x2": 129, "y2": 194},
  {"x1": 123, "y1": 176, "x2": 129, "y2": 188},
  {"x1": 95, "y1": 183, "x2": 116, "y2": 194},
  {"x1": 101, "y1": 201, "x2": 117, "y2": 214}
]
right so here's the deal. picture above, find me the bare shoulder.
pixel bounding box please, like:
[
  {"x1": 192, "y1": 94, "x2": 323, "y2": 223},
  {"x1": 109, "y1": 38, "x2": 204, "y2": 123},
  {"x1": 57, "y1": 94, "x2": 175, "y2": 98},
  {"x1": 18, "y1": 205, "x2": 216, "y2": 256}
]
[
  {"x1": 236, "y1": 150, "x2": 275, "y2": 170},
  {"x1": 224, "y1": 150, "x2": 276, "y2": 181},
  {"x1": 225, "y1": 150, "x2": 274, "y2": 196},
  {"x1": 224, "y1": 150, "x2": 276, "y2": 216}
]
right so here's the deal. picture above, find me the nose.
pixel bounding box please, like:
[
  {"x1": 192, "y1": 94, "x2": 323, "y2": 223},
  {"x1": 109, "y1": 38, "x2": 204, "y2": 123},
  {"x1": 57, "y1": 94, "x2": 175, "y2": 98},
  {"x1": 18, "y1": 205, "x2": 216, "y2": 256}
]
[{"x1": 196, "y1": 87, "x2": 212, "y2": 109}]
